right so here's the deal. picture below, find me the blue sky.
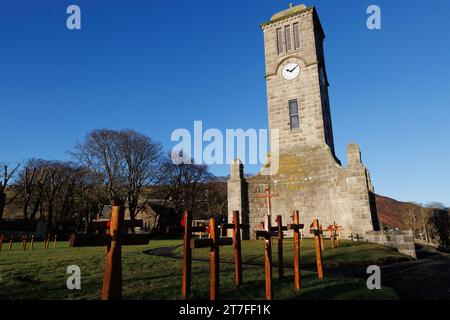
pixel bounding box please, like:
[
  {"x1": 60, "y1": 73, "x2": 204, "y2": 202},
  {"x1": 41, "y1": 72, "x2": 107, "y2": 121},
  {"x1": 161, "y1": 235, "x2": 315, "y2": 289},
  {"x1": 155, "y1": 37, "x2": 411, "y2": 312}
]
[{"x1": 0, "y1": 0, "x2": 449, "y2": 206}]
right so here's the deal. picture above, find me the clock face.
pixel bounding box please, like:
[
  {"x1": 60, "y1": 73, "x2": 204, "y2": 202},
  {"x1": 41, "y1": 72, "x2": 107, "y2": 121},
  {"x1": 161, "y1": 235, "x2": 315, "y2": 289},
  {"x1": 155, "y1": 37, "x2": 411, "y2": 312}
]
[{"x1": 282, "y1": 62, "x2": 300, "y2": 80}]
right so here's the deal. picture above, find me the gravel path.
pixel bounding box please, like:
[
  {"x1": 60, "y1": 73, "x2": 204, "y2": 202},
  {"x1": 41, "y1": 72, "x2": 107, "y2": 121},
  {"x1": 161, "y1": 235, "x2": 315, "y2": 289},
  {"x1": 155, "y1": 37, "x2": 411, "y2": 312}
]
[{"x1": 378, "y1": 245, "x2": 450, "y2": 299}]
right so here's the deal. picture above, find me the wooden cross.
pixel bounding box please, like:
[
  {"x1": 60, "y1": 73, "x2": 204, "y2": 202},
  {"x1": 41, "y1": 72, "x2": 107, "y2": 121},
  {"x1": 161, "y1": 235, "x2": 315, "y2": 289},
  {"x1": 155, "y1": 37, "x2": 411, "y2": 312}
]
[
  {"x1": 261, "y1": 215, "x2": 288, "y2": 279},
  {"x1": 188, "y1": 215, "x2": 233, "y2": 300},
  {"x1": 287, "y1": 210, "x2": 304, "y2": 290},
  {"x1": 319, "y1": 224, "x2": 325, "y2": 251},
  {"x1": 334, "y1": 222, "x2": 342, "y2": 246},
  {"x1": 9, "y1": 235, "x2": 13, "y2": 251},
  {"x1": 275, "y1": 215, "x2": 285, "y2": 278},
  {"x1": 30, "y1": 235, "x2": 34, "y2": 251},
  {"x1": 21, "y1": 235, "x2": 27, "y2": 251},
  {"x1": 349, "y1": 233, "x2": 361, "y2": 242},
  {"x1": 181, "y1": 210, "x2": 206, "y2": 299},
  {"x1": 309, "y1": 219, "x2": 324, "y2": 279},
  {"x1": 69, "y1": 203, "x2": 150, "y2": 300},
  {"x1": 254, "y1": 186, "x2": 279, "y2": 300},
  {"x1": 219, "y1": 210, "x2": 249, "y2": 287},
  {"x1": 44, "y1": 234, "x2": 51, "y2": 250},
  {"x1": 325, "y1": 222, "x2": 342, "y2": 249},
  {"x1": 255, "y1": 228, "x2": 274, "y2": 300},
  {"x1": 256, "y1": 211, "x2": 304, "y2": 296},
  {"x1": 256, "y1": 186, "x2": 279, "y2": 231},
  {"x1": 254, "y1": 214, "x2": 287, "y2": 299}
]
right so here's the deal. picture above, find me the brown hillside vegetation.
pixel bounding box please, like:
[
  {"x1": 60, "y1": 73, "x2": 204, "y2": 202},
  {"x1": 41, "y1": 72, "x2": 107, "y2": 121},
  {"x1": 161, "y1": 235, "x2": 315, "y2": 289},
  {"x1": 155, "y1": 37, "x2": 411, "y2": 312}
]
[{"x1": 375, "y1": 194, "x2": 422, "y2": 229}]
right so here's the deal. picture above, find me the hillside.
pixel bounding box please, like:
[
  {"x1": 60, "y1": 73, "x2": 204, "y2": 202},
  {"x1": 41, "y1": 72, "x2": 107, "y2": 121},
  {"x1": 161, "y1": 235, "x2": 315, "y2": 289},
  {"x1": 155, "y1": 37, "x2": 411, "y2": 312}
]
[{"x1": 375, "y1": 194, "x2": 422, "y2": 229}]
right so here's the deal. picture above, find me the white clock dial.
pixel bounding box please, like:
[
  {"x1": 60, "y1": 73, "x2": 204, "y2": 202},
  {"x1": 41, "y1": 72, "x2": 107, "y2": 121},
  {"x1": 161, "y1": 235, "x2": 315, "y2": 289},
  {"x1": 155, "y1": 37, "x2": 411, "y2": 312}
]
[{"x1": 282, "y1": 62, "x2": 300, "y2": 80}]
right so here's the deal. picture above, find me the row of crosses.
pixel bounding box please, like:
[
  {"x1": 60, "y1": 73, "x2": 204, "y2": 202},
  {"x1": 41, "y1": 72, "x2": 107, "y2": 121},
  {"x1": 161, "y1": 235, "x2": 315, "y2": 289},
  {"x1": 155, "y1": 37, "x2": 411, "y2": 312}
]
[
  {"x1": 255, "y1": 186, "x2": 342, "y2": 299},
  {"x1": 180, "y1": 185, "x2": 343, "y2": 301}
]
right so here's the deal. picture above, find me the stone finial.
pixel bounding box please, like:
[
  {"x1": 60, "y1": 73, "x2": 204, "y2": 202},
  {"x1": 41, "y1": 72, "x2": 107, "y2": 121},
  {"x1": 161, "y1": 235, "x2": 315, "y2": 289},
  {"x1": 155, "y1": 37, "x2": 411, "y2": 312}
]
[
  {"x1": 289, "y1": 3, "x2": 294, "y2": 8},
  {"x1": 230, "y1": 159, "x2": 244, "y2": 180},
  {"x1": 347, "y1": 143, "x2": 362, "y2": 166}
]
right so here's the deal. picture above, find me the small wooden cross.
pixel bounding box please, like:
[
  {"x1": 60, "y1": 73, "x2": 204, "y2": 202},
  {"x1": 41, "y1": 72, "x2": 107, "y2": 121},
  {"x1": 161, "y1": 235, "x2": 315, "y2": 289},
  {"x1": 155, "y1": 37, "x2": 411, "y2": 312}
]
[
  {"x1": 69, "y1": 203, "x2": 150, "y2": 300},
  {"x1": 181, "y1": 210, "x2": 207, "y2": 299},
  {"x1": 319, "y1": 224, "x2": 325, "y2": 251},
  {"x1": 190, "y1": 216, "x2": 233, "y2": 300},
  {"x1": 254, "y1": 185, "x2": 279, "y2": 300},
  {"x1": 326, "y1": 222, "x2": 342, "y2": 249},
  {"x1": 30, "y1": 235, "x2": 34, "y2": 251},
  {"x1": 275, "y1": 216, "x2": 284, "y2": 278},
  {"x1": 254, "y1": 217, "x2": 286, "y2": 299},
  {"x1": 309, "y1": 219, "x2": 324, "y2": 279},
  {"x1": 334, "y1": 222, "x2": 342, "y2": 246},
  {"x1": 256, "y1": 186, "x2": 279, "y2": 231},
  {"x1": 44, "y1": 234, "x2": 50, "y2": 250},
  {"x1": 220, "y1": 211, "x2": 249, "y2": 287},
  {"x1": 287, "y1": 210, "x2": 304, "y2": 290},
  {"x1": 9, "y1": 235, "x2": 13, "y2": 251},
  {"x1": 21, "y1": 235, "x2": 27, "y2": 251},
  {"x1": 255, "y1": 228, "x2": 274, "y2": 300}
]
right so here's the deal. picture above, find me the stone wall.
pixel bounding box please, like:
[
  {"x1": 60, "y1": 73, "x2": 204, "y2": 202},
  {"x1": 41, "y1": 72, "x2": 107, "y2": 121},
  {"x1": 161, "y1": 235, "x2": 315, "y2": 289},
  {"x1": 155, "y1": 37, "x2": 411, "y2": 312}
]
[
  {"x1": 228, "y1": 144, "x2": 379, "y2": 240},
  {"x1": 366, "y1": 230, "x2": 417, "y2": 259}
]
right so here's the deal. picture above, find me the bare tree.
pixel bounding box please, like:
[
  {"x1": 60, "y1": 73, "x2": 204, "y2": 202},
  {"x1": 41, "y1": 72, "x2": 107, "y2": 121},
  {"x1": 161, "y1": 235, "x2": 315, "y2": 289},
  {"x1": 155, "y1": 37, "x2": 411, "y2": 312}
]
[
  {"x1": 426, "y1": 202, "x2": 450, "y2": 247},
  {"x1": 72, "y1": 130, "x2": 126, "y2": 202},
  {"x1": 0, "y1": 163, "x2": 20, "y2": 219},
  {"x1": 205, "y1": 182, "x2": 228, "y2": 219},
  {"x1": 159, "y1": 154, "x2": 213, "y2": 215},
  {"x1": 119, "y1": 130, "x2": 164, "y2": 219},
  {"x1": 404, "y1": 207, "x2": 420, "y2": 238},
  {"x1": 13, "y1": 160, "x2": 48, "y2": 221},
  {"x1": 405, "y1": 202, "x2": 450, "y2": 248},
  {"x1": 76, "y1": 168, "x2": 108, "y2": 227},
  {"x1": 44, "y1": 163, "x2": 67, "y2": 224},
  {"x1": 72, "y1": 129, "x2": 164, "y2": 218}
]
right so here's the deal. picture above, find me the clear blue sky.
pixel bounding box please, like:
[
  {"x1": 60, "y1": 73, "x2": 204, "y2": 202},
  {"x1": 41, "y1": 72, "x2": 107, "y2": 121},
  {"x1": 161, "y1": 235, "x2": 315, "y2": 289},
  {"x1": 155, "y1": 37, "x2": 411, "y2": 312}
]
[{"x1": 0, "y1": 0, "x2": 449, "y2": 206}]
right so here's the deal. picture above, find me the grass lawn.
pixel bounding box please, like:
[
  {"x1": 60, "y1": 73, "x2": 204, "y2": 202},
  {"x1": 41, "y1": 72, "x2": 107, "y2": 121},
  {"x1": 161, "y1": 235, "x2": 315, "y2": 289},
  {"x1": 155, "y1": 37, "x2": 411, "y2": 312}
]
[{"x1": 0, "y1": 238, "x2": 412, "y2": 300}]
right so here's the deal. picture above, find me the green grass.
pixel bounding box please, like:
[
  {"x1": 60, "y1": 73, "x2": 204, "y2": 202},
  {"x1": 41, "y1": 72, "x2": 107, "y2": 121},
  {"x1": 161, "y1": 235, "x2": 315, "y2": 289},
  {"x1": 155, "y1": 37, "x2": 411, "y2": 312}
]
[
  {"x1": 176, "y1": 238, "x2": 411, "y2": 269},
  {"x1": 0, "y1": 238, "x2": 411, "y2": 300}
]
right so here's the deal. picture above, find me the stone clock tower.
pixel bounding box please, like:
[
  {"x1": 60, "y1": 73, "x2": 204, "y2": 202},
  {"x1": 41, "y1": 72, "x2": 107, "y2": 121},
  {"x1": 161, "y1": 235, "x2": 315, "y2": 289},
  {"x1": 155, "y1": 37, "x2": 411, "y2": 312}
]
[
  {"x1": 228, "y1": 4, "x2": 380, "y2": 239},
  {"x1": 262, "y1": 3, "x2": 334, "y2": 155},
  {"x1": 228, "y1": 4, "x2": 416, "y2": 258}
]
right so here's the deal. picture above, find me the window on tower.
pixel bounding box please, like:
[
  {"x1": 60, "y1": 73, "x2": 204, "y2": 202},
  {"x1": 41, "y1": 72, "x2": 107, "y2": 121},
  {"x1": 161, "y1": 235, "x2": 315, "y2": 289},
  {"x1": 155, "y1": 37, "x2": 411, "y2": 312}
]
[
  {"x1": 285, "y1": 25, "x2": 292, "y2": 51},
  {"x1": 289, "y1": 99, "x2": 299, "y2": 129},
  {"x1": 293, "y1": 23, "x2": 301, "y2": 49},
  {"x1": 276, "y1": 28, "x2": 284, "y2": 54}
]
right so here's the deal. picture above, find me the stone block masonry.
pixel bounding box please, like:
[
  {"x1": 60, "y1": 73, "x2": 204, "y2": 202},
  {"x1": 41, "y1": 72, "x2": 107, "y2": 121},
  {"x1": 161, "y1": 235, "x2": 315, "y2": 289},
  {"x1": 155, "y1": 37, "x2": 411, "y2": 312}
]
[{"x1": 366, "y1": 230, "x2": 417, "y2": 258}]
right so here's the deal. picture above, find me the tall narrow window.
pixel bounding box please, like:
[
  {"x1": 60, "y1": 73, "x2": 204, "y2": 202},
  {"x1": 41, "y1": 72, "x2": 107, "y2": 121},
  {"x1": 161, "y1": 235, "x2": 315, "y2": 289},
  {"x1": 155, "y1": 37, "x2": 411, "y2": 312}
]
[
  {"x1": 285, "y1": 25, "x2": 292, "y2": 51},
  {"x1": 289, "y1": 99, "x2": 299, "y2": 129},
  {"x1": 276, "y1": 28, "x2": 284, "y2": 54},
  {"x1": 293, "y1": 23, "x2": 301, "y2": 49}
]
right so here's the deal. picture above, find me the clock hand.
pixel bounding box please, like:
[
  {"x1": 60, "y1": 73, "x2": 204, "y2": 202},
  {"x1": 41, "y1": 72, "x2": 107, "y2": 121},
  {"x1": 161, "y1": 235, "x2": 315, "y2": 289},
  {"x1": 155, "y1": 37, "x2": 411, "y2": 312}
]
[{"x1": 289, "y1": 65, "x2": 298, "y2": 72}]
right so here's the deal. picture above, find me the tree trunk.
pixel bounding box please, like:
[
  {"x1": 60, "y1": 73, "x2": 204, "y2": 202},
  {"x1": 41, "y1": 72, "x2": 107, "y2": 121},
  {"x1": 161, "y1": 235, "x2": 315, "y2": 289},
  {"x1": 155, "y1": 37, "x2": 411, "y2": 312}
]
[
  {"x1": 47, "y1": 203, "x2": 54, "y2": 225},
  {"x1": 23, "y1": 202, "x2": 29, "y2": 221},
  {"x1": 0, "y1": 192, "x2": 6, "y2": 220}
]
